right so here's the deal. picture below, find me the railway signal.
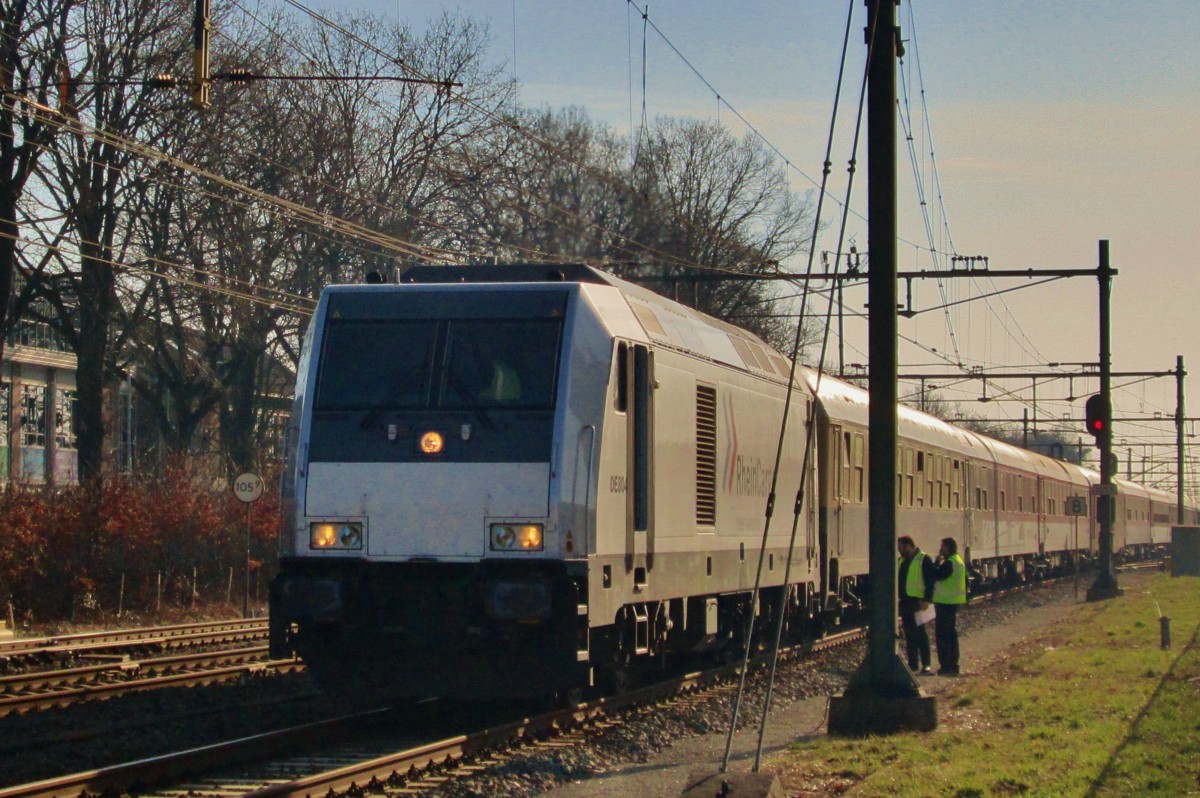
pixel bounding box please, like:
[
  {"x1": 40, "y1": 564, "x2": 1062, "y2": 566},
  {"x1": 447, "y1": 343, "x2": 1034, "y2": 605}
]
[{"x1": 1084, "y1": 393, "x2": 1110, "y2": 442}]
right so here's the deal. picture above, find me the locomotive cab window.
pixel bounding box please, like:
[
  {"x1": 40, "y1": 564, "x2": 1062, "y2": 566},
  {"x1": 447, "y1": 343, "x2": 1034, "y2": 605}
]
[
  {"x1": 442, "y1": 319, "x2": 560, "y2": 409},
  {"x1": 615, "y1": 341, "x2": 629, "y2": 412},
  {"x1": 315, "y1": 320, "x2": 437, "y2": 410}
]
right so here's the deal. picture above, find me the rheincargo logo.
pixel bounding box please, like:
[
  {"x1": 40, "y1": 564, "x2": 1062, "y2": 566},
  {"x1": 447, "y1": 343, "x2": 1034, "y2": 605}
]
[
  {"x1": 722, "y1": 395, "x2": 773, "y2": 497},
  {"x1": 732, "y1": 454, "x2": 774, "y2": 497}
]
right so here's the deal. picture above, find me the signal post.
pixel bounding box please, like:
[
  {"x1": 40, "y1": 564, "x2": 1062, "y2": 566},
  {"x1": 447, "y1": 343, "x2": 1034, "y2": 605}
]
[
  {"x1": 827, "y1": 0, "x2": 937, "y2": 736},
  {"x1": 1086, "y1": 241, "x2": 1121, "y2": 601}
]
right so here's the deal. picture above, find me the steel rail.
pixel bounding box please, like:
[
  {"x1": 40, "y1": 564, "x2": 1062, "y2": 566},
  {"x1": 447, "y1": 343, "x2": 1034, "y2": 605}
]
[
  {"x1": 0, "y1": 645, "x2": 281, "y2": 716},
  {"x1": 0, "y1": 656, "x2": 299, "y2": 717},
  {"x1": 0, "y1": 619, "x2": 268, "y2": 659},
  {"x1": 0, "y1": 708, "x2": 391, "y2": 798},
  {"x1": 0, "y1": 628, "x2": 866, "y2": 798}
]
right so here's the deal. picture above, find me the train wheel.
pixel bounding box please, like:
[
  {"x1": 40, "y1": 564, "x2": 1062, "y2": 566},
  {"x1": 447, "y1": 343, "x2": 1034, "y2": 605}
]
[
  {"x1": 558, "y1": 686, "x2": 586, "y2": 707},
  {"x1": 599, "y1": 650, "x2": 634, "y2": 696}
]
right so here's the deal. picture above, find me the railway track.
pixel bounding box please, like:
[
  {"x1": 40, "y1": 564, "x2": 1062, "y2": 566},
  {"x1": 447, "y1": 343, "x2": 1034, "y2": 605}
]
[
  {"x1": 0, "y1": 644, "x2": 300, "y2": 716},
  {"x1": 0, "y1": 618, "x2": 269, "y2": 672},
  {"x1": 0, "y1": 628, "x2": 864, "y2": 798},
  {"x1": 0, "y1": 572, "x2": 1153, "y2": 798}
]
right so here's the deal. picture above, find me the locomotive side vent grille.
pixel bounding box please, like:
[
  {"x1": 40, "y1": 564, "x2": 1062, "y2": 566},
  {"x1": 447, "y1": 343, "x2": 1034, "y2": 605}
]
[{"x1": 696, "y1": 385, "x2": 718, "y2": 526}]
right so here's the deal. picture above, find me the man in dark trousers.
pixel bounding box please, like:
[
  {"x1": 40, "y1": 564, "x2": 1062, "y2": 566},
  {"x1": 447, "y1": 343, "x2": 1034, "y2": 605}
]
[
  {"x1": 896, "y1": 535, "x2": 936, "y2": 674},
  {"x1": 932, "y1": 536, "x2": 968, "y2": 675}
]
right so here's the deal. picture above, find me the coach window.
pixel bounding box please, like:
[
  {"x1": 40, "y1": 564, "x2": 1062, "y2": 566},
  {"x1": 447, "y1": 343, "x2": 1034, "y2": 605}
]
[
  {"x1": 905, "y1": 448, "x2": 915, "y2": 507},
  {"x1": 632, "y1": 344, "x2": 651, "y2": 531},
  {"x1": 852, "y1": 433, "x2": 865, "y2": 503},
  {"x1": 0, "y1": 382, "x2": 8, "y2": 451},
  {"x1": 844, "y1": 432, "x2": 854, "y2": 501}
]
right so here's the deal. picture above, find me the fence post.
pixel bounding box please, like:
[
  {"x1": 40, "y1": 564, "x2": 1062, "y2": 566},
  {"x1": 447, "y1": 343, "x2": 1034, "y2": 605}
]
[
  {"x1": 156, "y1": 571, "x2": 163, "y2": 613},
  {"x1": 191, "y1": 567, "x2": 198, "y2": 609},
  {"x1": 118, "y1": 573, "x2": 125, "y2": 618},
  {"x1": 227, "y1": 567, "x2": 233, "y2": 605}
]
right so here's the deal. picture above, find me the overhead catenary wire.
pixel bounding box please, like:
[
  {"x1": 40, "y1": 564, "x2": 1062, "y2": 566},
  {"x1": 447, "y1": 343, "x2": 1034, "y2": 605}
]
[
  {"x1": 7, "y1": 6, "x2": 1178, "y2": 461},
  {"x1": 243, "y1": 0, "x2": 807, "y2": 280},
  {"x1": 0, "y1": 120, "x2": 429, "y2": 275},
  {"x1": 719, "y1": 0, "x2": 867, "y2": 774},
  {"x1": 4, "y1": 88, "x2": 457, "y2": 265},
  {"x1": 218, "y1": 0, "x2": 712, "y2": 273},
  {"x1": 0, "y1": 227, "x2": 315, "y2": 315}
]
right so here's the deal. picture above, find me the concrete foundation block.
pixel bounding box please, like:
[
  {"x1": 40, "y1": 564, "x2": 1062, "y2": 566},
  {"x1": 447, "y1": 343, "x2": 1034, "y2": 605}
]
[
  {"x1": 681, "y1": 770, "x2": 786, "y2": 798},
  {"x1": 827, "y1": 692, "x2": 938, "y2": 736},
  {"x1": 1171, "y1": 526, "x2": 1200, "y2": 576}
]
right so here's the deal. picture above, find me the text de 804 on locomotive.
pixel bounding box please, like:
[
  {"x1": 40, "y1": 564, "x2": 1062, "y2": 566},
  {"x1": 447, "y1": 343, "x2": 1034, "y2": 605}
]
[{"x1": 269, "y1": 264, "x2": 820, "y2": 702}]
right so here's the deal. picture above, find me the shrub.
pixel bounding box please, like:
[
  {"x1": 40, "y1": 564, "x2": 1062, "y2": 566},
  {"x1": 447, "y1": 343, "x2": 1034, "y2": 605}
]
[{"x1": 0, "y1": 464, "x2": 280, "y2": 626}]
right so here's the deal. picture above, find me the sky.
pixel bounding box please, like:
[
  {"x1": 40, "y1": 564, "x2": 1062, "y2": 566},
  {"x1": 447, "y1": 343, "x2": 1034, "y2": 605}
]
[{"x1": 278, "y1": 0, "x2": 1200, "y2": 484}]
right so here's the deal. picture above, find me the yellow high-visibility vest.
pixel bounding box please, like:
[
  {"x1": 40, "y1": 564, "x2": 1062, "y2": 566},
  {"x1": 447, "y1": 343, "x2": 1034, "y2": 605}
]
[
  {"x1": 897, "y1": 550, "x2": 927, "y2": 599},
  {"x1": 933, "y1": 553, "x2": 967, "y2": 605}
]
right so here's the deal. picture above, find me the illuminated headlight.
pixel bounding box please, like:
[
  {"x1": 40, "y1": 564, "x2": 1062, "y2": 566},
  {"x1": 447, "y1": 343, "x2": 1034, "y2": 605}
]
[
  {"x1": 489, "y1": 523, "x2": 544, "y2": 551},
  {"x1": 418, "y1": 431, "x2": 444, "y2": 455},
  {"x1": 309, "y1": 522, "x2": 363, "y2": 550}
]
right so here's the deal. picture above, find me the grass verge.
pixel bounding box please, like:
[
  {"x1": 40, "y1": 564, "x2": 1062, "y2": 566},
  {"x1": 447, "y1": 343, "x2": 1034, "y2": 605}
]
[{"x1": 770, "y1": 573, "x2": 1200, "y2": 798}]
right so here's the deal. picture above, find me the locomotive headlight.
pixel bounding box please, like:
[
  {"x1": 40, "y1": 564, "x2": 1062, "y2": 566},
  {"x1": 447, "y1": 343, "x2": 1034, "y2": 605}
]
[
  {"x1": 309, "y1": 521, "x2": 363, "y2": 550},
  {"x1": 418, "y1": 430, "x2": 444, "y2": 455},
  {"x1": 490, "y1": 523, "x2": 544, "y2": 551}
]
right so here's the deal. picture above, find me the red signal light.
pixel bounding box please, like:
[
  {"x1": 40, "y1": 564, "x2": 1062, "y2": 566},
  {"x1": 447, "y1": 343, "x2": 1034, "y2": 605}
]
[{"x1": 1084, "y1": 394, "x2": 1109, "y2": 441}]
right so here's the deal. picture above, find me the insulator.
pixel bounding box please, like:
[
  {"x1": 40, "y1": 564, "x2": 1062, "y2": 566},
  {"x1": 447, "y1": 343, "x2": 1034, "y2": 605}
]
[{"x1": 220, "y1": 68, "x2": 258, "y2": 84}]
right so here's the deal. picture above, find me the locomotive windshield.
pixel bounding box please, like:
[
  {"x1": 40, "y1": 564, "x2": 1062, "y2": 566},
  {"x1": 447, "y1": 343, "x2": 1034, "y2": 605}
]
[
  {"x1": 315, "y1": 318, "x2": 560, "y2": 411},
  {"x1": 315, "y1": 320, "x2": 437, "y2": 410},
  {"x1": 308, "y1": 288, "x2": 567, "y2": 463}
]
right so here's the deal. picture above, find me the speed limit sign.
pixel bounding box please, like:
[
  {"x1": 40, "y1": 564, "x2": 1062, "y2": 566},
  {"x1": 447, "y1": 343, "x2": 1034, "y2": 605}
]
[{"x1": 233, "y1": 472, "x2": 264, "y2": 503}]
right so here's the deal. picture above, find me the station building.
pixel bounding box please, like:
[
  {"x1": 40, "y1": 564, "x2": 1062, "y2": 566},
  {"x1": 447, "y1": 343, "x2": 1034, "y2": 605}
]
[{"x1": 1, "y1": 307, "x2": 78, "y2": 485}]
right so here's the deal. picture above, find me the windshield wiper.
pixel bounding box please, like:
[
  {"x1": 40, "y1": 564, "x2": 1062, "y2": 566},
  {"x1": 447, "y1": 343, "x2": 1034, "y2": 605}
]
[{"x1": 445, "y1": 372, "x2": 495, "y2": 429}]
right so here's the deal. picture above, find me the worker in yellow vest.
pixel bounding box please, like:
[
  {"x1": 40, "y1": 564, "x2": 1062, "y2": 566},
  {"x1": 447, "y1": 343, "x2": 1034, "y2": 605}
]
[
  {"x1": 932, "y1": 536, "x2": 968, "y2": 675},
  {"x1": 897, "y1": 535, "x2": 936, "y2": 674}
]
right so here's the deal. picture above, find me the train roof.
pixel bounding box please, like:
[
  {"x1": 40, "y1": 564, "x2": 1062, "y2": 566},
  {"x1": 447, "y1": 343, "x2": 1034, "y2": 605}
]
[
  {"x1": 397, "y1": 263, "x2": 802, "y2": 386},
  {"x1": 808, "y1": 371, "x2": 985, "y2": 455},
  {"x1": 400, "y1": 263, "x2": 613, "y2": 285}
]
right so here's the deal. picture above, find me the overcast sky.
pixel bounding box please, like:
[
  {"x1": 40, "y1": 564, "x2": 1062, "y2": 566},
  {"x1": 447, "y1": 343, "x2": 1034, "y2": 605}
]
[{"x1": 293, "y1": 0, "x2": 1199, "y2": 469}]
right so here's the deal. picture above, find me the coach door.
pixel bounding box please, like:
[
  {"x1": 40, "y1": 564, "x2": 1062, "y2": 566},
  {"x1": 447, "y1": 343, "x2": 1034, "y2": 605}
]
[
  {"x1": 619, "y1": 342, "x2": 655, "y2": 584},
  {"x1": 961, "y1": 460, "x2": 974, "y2": 555},
  {"x1": 1036, "y1": 477, "x2": 1047, "y2": 555},
  {"x1": 831, "y1": 426, "x2": 847, "y2": 556}
]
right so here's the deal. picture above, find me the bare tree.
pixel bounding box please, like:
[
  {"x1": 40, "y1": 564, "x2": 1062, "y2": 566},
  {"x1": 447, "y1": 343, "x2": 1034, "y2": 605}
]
[
  {"x1": 441, "y1": 105, "x2": 629, "y2": 262},
  {"x1": 23, "y1": 0, "x2": 191, "y2": 480},
  {"x1": 619, "y1": 117, "x2": 816, "y2": 351},
  {"x1": 0, "y1": 0, "x2": 72, "y2": 357},
  {"x1": 137, "y1": 10, "x2": 517, "y2": 474}
]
